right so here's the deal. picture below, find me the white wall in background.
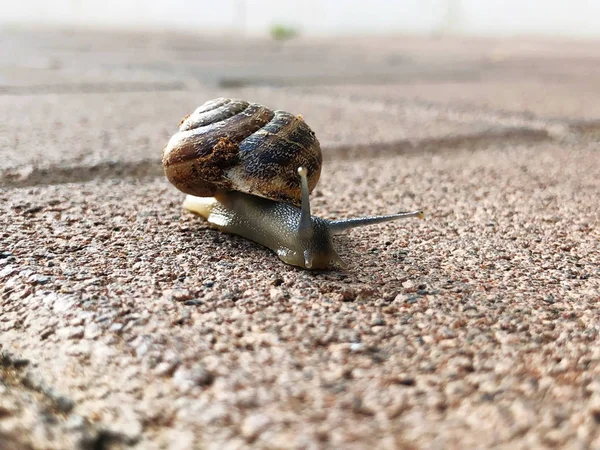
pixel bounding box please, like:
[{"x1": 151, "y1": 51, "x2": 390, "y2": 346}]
[{"x1": 2, "y1": 0, "x2": 600, "y2": 38}]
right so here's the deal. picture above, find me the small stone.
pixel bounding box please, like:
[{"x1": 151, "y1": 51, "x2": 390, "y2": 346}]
[
  {"x1": 371, "y1": 317, "x2": 386, "y2": 326},
  {"x1": 53, "y1": 394, "x2": 75, "y2": 414},
  {"x1": 68, "y1": 327, "x2": 85, "y2": 340},
  {"x1": 64, "y1": 342, "x2": 91, "y2": 357},
  {"x1": 40, "y1": 327, "x2": 55, "y2": 340},
  {"x1": 196, "y1": 403, "x2": 230, "y2": 425},
  {"x1": 109, "y1": 323, "x2": 124, "y2": 333},
  {"x1": 23, "y1": 205, "x2": 43, "y2": 214},
  {"x1": 103, "y1": 413, "x2": 143, "y2": 445},
  {"x1": 269, "y1": 288, "x2": 285, "y2": 301},
  {"x1": 0, "y1": 266, "x2": 16, "y2": 278},
  {"x1": 183, "y1": 299, "x2": 203, "y2": 306},
  {"x1": 438, "y1": 328, "x2": 457, "y2": 339},
  {"x1": 588, "y1": 397, "x2": 600, "y2": 424},
  {"x1": 0, "y1": 398, "x2": 19, "y2": 419},
  {"x1": 154, "y1": 360, "x2": 180, "y2": 377},
  {"x1": 163, "y1": 289, "x2": 193, "y2": 302},
  {"x1": 51, "y1": 294, "x2": 77, "y2": 313},
  {"x1": 27, "y1": 274, "x2": 50, "y2": 285},
  {"x1": 189, "y1": 365, "x2": 214, "y2": 386},
  {"x1": 8, "y1": 357, "x2": 30, "y2": 369},
  {"x1": 404, "y1": 295, "x2": 419, "y2": 304},
  {"x1": 389, "y1": 375, "x2": 416, "y2": 386},
  {"x1": 173, "y1": 365, "x2": 214, "y2": 391},
  {"x1": 241, "y1": 413, "x2": 271, "y2": 442},
  {"x1": 340, "y1": 288, "x2": 356, "y2": 302},
  {"x1": 351, "y1": 397, "x2": 375, "y2": 416},
  {"x1": 386, "y1": 400, "x2": 408, "y2": 419},
  {"x1": 66, "y1": 414, "x2": 87, "y2": 430},
  {"x1": 349, "y1": 343, "x2": 364, "y2": 352},
  {"x1": 84, "y1": 323, "x2": 102, "y2": 339}
]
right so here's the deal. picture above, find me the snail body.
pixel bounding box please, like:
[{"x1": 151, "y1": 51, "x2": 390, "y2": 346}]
[
  {"x1": 181, "y1": 188, "x2": 343, "y2": 268},
  {"x1": 163, "y1": 98, "x2": 423, "y2": 269}
]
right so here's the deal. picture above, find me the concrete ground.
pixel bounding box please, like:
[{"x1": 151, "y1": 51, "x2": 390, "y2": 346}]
[{"x1": 1, "y1": 27, "x2": 599, "y2": 449}]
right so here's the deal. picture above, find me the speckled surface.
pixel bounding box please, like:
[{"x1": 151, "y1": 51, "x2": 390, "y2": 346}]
[{"x1": 1, "y1": 28, "x2": 600, "y2": 449}]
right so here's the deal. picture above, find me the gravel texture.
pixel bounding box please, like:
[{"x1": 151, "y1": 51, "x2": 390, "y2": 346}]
[
  {"x1": 2, "y1": 142, "x2": 600, "y2": 448},
  {"x1": 1, "y1": 28, "x2": 600, "y2": 449}
]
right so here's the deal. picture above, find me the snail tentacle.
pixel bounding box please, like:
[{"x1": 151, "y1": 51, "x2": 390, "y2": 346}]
[{"x1": 327, "y1": 210, "x2": 425, "y2": 235}]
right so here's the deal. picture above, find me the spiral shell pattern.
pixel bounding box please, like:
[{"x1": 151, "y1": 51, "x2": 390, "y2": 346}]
[{"x1": 162, "y1": 98, "x2": 322, "y2": 206}]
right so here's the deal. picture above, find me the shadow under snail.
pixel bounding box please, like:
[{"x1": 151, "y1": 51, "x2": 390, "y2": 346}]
[{"x1": 162, "y1": 98, "x2": 423, "y2": 269}]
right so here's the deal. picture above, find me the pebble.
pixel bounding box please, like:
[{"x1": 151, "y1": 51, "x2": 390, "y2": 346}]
[
  {"x1": 103, "y1": 413, "x2": 143, "y2": 445},
  {"x1": 241, "y1": 413, "x2": 271, "y2": 442},
  {"x1": 52, "y1": 394, "x2": 75, "y2": 414},
  {"x1": 84, "y1": 323, "x2": 102, "y2": 339},
  {"x1": 189, "y1": 365, "x2": 214, "y2": 386},
  {"x1": 0, "y1": 266, "x2": 16, "y2": 278},
  {"x1": 163, "y1": 289, "x2": 193, "y2": 302},
  {"x1": 154, "y1": 360, "x2": 180, "y2": 377},
  {"x1": 27, "y1": 274, "x2": 50, "y2": 285},
  {"x1": 349, "y1": 343, "x2": 365, "y2": 352},
  {"x1": 371, "y1": 316, "x2": 386, "y2": 326},
  {"x1": 0, "y1": 397, "x2": 19, "y2": 416},
  {"x1": 196, "y1": 403, "x2": 230, "y2": 426},
  {"x1": 64, "y1": 342, "x2": 91, "y2": 357},
  {"x1": 58, "y1": 326, "x2": 84, "y2": 340},
  {"x1": 173, "y1": 365, "x2": 215, "y2": 391},
  {"x1": 49, "y1": 294, "x2": 77, "y2": 313},
  {"x1": 65, "y1": 414, "x2": 87, "y2": 431},
  {"x1": 108, "y1": 323, "x2": 123, "y2": 333}
]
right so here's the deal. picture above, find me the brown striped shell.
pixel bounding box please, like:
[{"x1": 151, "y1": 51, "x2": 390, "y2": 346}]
[{"x1": 162, "y1": 98, "x2": 322, "y2": 206}]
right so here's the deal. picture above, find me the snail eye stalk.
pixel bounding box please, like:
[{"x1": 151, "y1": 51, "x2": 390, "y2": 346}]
[
  {"x1": 327, "y1": 210, "x2": 424, "y2": 235},
  {"x1": 297, "y1": 166, "x2": 313, "y2": 239}
]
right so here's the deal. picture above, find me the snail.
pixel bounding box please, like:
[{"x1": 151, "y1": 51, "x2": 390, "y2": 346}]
[{"x1": 162, "y1": 98, "x2": 423, "y2": 269}]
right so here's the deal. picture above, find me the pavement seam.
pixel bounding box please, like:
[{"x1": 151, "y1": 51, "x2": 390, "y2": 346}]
[
  {"x1": 0, "y1": 160, "x2": 163, "y2": 190},
  {"x1": 0, "y1": 127, "x2": 553, "y2": 189},
  {"x1": 0, "y1": 352, "x2": 72, "y2": 413},
  {"x1": 0, "y1": 350, "x2": 136, "y2": 449}
]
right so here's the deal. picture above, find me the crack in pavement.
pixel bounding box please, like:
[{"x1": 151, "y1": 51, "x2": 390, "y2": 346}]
[
  {"x1": 0, "y1": 160, "x2": 164, "y2": 189},
  {"x1": 0, "y1": 128, "x2": 555, "y2": 190},
  {"x1": 0, "y1": 351, "x2": 136, "y2": 449},
  {"x1": 0, "y1": 352, "x2": 73, "y2": 414}
]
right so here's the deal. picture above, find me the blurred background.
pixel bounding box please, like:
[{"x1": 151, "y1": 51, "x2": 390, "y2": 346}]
[{"x1": 3, "y1": 0, "x2": 600, "y2": 38}]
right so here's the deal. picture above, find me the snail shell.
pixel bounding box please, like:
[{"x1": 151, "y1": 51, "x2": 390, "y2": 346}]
[{"x1": 162, "y1": 98, "x2": 322, "y2": 206}]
